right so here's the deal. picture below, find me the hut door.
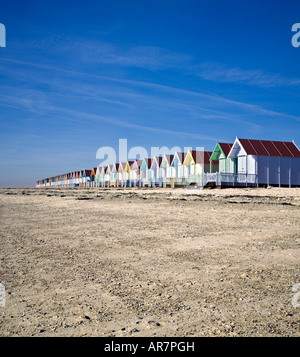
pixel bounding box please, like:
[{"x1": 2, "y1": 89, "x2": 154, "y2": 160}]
[{"x1": 233, "y1": 158, "x2": 237, "y2": 174}]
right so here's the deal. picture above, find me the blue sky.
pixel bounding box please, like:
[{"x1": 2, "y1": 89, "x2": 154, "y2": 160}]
[{"x1": 0, "y1": 0, "x2": 300, "y2": 186}]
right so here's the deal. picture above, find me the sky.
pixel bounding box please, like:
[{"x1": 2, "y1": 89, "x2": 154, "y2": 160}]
[{"x1": 0, "y1": 0, "x2": 300, "y2": 187}]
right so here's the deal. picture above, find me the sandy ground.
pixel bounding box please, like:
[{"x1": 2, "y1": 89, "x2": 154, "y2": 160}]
[{"x1": 0, "y1": 186, "x2": 299, "y2": 337}]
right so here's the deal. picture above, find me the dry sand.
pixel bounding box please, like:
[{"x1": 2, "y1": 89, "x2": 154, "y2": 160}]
[{"x1": 0, "y1": 186, "x2": 299, "y2": 337}]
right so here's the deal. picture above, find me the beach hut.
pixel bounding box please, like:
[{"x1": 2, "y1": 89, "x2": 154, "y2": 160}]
[
  {"x1": 119, "y1": 161, "x2": 134, "y2": 187},
  {"x1": 69, "y1": 172, "x2": 73, "y2": 186},
  {"x1": 105, "y1": 165, "x2": 112, "y2": 187},
  {"x1": 226, "y1": 138, "x2": 300, "y2": 187},
  {"x1": 67, "y1": 172, "x2": 72, "y2": 187},
  {"x1": 82, "y1": 169, "x2": 91, "y2": 187},
  {"x1": 78, "y1": 171, "x2": 83, "y2": 187},
  {"x1": 74, "y1": 171, "x2": 79, "y2": 186},
  {"x1": 160, "y1": 154, "x2": 174, "y2": 187},
  {"x1": 130, "y1": 159, "x2": 143, "y2": 187},
  {"x1": 124, "y1": 161, "x2": 134, "y2": 187},
  {"x1": 95, "y1": 166, "x2": 102, "y2": 187},
  {"x1": 117, "y1": 163, "x2": 127, "y2": 187},
  {"x1": 100, "y1": 166, "x2": 105, "y2": 187},
  {"x1": 109, "y1": 163, "x2": 119, "y2": 187},
  {"x1": 61, "y1": 174, "x2": 65, "y2": 187},
  {"x1": 209, "y1": 143, "x2": 235, "y2": 174},
  {"x1": 103, "y1": 166, "x2": 110, "y2": 187},
  {"x1": 170, "y1": 152, "x2": 186, "y2": 187},
  {"x1": 90, "y1": 167, "x2": 97, "y2": 187},
  {"x1": 140, "y1": 158, "x2": 152, "y2": 187},
  {"x1": 150, "y1": 156, "x2": 163, "y2": 186},
  {"x1": 69, "y1": 173, "x2": 73, "y2": 186},
  {"x1": 183, "y1": 150, "x2": 218, "y2": 186},
  {"x1": 107, "y1": 164, "x2": 115, "y2": 187}
]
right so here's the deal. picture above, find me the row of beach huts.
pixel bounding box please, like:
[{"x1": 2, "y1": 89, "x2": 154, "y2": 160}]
[{"x1": 36, "y1": 138, "x2": 300, "y2": 188}]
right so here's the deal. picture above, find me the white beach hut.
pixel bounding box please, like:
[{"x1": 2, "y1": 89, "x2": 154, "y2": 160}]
[{"x1": 227, "y1": 138, "x2": 300, "y2": 187}]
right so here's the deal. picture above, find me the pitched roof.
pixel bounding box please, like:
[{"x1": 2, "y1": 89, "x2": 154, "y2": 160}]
[
  {"x1": 173, "y1": 152, "x2": 186, "y2": 164},
  {"x1": 189, "y1": 150, "x2": 216, "y2": 165},
  {"x1": 118, "y1": 162, "x2": 127, "y2": 171},
  {"x1": 154, "y1": 156, "x2": 163, "y2": 165},
  {"x1": 164, "y1": 154, "x2": 174, "y2": 164},
  {"x1": 142, "y1": 158, "x2": 152, "y2": 168},
  {"x1": 238, "y1": 139, "x2": 300, "y2": 158},
  {"x1": 131, "y1": 159, "x2": 143, "y2": 169},
  {"x1": 218, "y1": 143, "x2": 233, "y2": 157},
  {"x1": 84, "y1": 169, "x2": 92, "y2": 176}
]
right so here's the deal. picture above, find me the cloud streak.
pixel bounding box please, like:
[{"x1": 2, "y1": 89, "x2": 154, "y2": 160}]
[
  {"x1": 197, "y1": 63, "x2": 300, "y2": 88},
  {"x1": 1, "y1": 55, "x2": 300, "y2": 130}
]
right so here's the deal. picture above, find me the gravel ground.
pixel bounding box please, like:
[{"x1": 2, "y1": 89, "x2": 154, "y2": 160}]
[{"x1": 0, "y1": 186, "x2": 299, "y2": 337}]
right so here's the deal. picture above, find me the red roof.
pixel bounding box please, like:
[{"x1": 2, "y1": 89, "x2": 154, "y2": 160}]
[
  {"x1": 84, "y1": 170, "x2": 92, "y2": 176},
  {"x1": 154, "y1": 156, "x2": 163, "y2": 165},
  {"x1": 174, "y1": 152, "x2": 186, "y2": 164},
  {"x1": 131, "y1": 159, "x2": 143, "y2": 170},
  {"x1": 238, "y1": 139, "x2": 300, "y2": 158},
  {"x1": 219, "y1": 143, "x2": 233, "y2": 157},
  {"x1": 191, "y1": 151, "x2": 217, "y2": 165},
  {"x1": 164, "y1": 154, "x2": 174, "y2": 164},
  {"x1": 142, "y1": 158, "x2": 152, "y2": 168},
  {"x1": 119, "y1": 163, "x2": 127, "y2": 171}
]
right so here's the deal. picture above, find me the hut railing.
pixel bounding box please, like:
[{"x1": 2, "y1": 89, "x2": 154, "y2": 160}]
[{"x1": 201, "y1": 173, "x2": 258, "y2": 187}]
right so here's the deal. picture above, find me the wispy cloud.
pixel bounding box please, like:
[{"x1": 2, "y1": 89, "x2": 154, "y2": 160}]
[
  {"x1": 25, "y1": 32, "x2": 194, "y2": 71},
  {"x1": 197, "y1": 63, "x2": 300, "y2": 88},
  {"x1": 1, "y1": 55, "x2": 300, "y2": 130},
  {"x1": 79, "y1": 43, "x2": 193, "y2": 70}
]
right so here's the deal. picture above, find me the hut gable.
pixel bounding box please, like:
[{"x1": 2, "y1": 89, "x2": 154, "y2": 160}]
[
  {"x1": 151, "y1": 156, "x2": 163, "y2": 169},
  {"x1": 160, "y1": 154, "x2": 174, "y2": 168},
  {"x1": 171, "y1": 152, "x2": 186, "y2": 166},
  {"x1": 210, "y1": 143, "x2": 233, "y2": 161},
  {"x1": 131, "y1": 159, "x2": 143, "y2": 171},
  {"x1": 118, "y1": 163, "x2": 127, "y2": 172},
  {"x1": 126, "y1": 161, "x2": 134, "y2": 172},
  {"x1": 140, "y1": 158, "x2": 152, "y2": 170}
]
